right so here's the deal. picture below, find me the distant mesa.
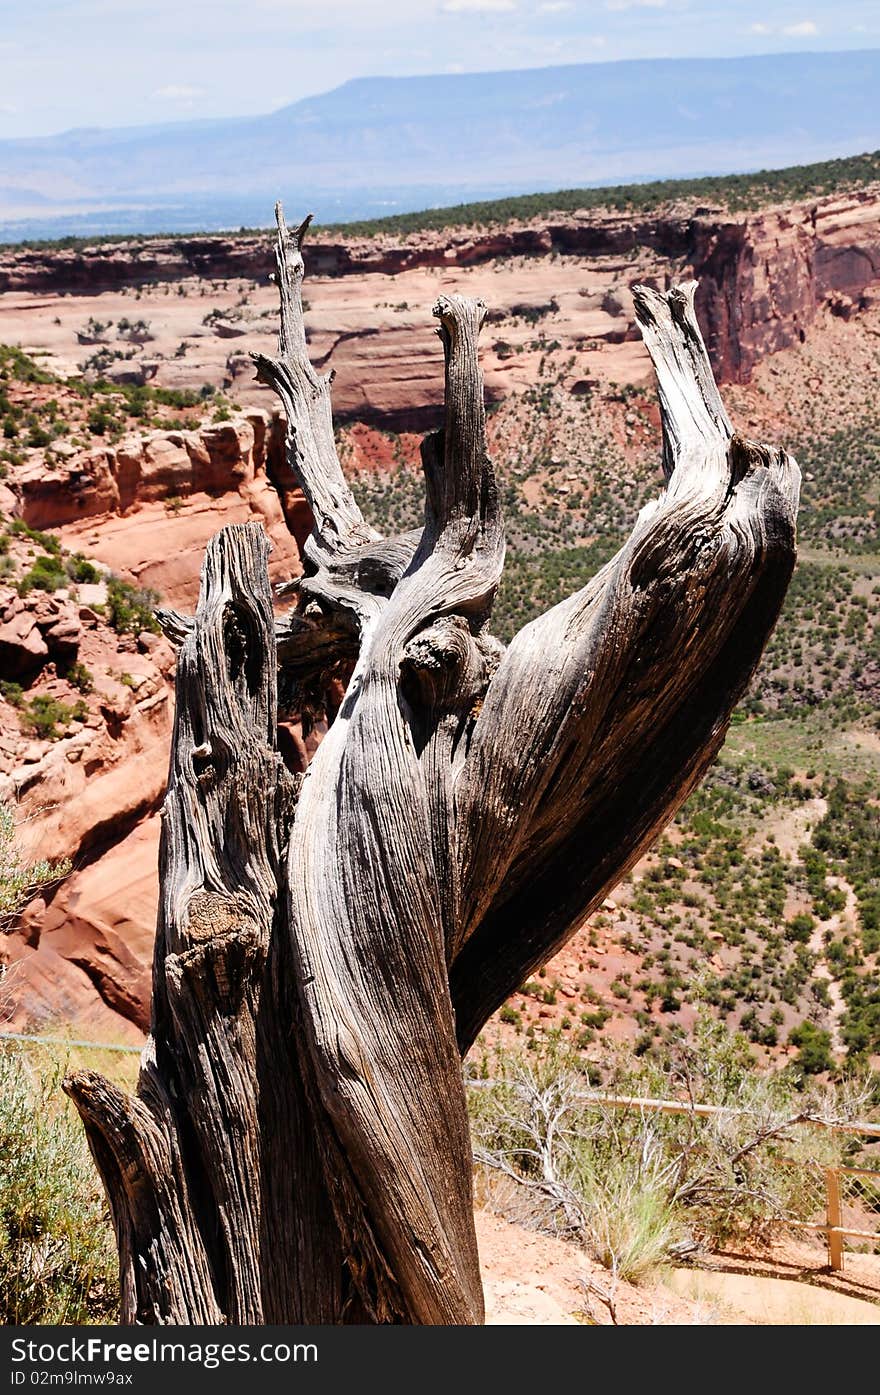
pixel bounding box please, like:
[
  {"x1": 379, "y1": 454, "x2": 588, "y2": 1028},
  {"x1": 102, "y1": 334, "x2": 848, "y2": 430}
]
[{"x1": 2, "y1": 50, "x2": 880, "y2": 241}]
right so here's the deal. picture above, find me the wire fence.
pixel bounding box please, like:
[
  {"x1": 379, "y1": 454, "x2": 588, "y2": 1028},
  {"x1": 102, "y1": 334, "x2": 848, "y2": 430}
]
[
  {"x1": 588, "y1": 1092, "x2": 880, "y2": 1273},
  {"x1": 780, "y1": 1160, "x2": 880, "y2": 1271},
  {"x1": 3, "y1": 1031, "x2": 879, "y2": 1274},
  {"x1": 0, "y1": 1030, "x2": 142, "y2": 1054}
]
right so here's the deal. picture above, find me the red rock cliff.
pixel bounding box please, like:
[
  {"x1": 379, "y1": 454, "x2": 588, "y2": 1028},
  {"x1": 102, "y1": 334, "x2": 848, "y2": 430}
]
[
  {"x1": 692, "y1": 191, "x2": 880, "y2": 382},
  {"x1": 3, "y1": 188, "x2": 880, "y2": 386}
]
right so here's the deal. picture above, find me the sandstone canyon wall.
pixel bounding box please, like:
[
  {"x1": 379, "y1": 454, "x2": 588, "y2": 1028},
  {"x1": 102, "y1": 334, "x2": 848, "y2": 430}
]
[
  {"x1": 0, "y1": 412, "x2": 306, "y2": 1042},
  {"x1": 2, "y1": 187, "x2": 880, "y2": 394},
  {"x1": 3, "y1": 183, "x2": 880, "y2": 1044},
  {"x1": 691, "y1": 192, "x2": 880, "y2": 382}
]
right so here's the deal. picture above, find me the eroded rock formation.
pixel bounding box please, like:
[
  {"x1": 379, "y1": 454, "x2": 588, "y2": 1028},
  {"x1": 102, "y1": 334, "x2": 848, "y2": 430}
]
[
  {"x1": 692, "y1": 192, "x2": 880, "y2": 382},
  {"x1": 2, "y1": 187, "x2": 877, "y2": 1047},
  {"x1": 2, "y1": 188, "x2": 880, "y2": 398},
  {"x1": 0, "y1": 409, "x2": 310, "y2": 1037}
]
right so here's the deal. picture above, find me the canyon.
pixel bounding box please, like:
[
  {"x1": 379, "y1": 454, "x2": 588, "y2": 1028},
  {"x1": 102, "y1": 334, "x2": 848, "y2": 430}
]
[
  {"x1": 1, "y1": 188, "x2": 879, "y2": 429},
  {"x1": 1, "y1": 180, "x2": 879, "y2": 1058}
]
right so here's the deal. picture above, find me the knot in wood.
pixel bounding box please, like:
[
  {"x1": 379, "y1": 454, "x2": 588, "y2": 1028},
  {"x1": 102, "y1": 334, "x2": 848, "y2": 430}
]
[
  {"x1": 402, "y1": 617, "x2": 488, "y2": 714},
  {"x1": 184, "y1": 889, "x2": 242, "y2": 944}
]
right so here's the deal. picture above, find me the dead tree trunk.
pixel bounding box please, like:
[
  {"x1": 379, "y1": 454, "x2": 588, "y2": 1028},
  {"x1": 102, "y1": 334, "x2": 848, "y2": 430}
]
[{"x1": 65, "y1": 206, "x2": 800, "y2": 1325}]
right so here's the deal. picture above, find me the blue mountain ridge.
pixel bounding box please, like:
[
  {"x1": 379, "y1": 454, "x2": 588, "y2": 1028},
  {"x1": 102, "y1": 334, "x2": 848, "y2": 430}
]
[{"x1": 1, "y1": 50, "x2": 879, "y2": 240}]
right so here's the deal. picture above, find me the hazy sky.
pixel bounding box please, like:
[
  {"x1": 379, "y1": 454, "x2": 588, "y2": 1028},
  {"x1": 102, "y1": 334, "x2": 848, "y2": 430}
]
[{"x1": 2, "y1": 0, "x2": 878, "y2": 140}]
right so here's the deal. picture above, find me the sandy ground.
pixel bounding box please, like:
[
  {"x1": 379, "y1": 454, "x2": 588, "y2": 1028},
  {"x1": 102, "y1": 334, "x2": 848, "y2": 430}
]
[
  {"x1": 665, "y1": 1268, "x2": 880, "y2": 1325},
  {"x1": 477, "y1": 1211, "x2": 880, "y2": 1325}
]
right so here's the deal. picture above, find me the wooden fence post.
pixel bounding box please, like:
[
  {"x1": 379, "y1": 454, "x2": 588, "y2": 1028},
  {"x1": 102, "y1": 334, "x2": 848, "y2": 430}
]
[{"x1": 826, "y1": 1167, "x2": 844, "y2": 1272}]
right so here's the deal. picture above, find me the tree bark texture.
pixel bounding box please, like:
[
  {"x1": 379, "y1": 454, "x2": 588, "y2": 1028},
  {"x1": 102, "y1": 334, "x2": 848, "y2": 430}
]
[{"x1": 65, "y1": 205, "x2": 800, "y2": 1325}]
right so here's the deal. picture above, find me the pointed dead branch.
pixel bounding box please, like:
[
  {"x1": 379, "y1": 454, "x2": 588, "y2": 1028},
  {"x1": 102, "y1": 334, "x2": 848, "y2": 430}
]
[{"x1": 253, "y1": 204, "x2": 373, "y2": 557}]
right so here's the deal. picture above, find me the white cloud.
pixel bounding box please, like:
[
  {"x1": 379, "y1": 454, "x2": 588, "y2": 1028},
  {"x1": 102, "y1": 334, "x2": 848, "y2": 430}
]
[
  {"x1": 748, "y1": 17, "x2": 819, "y2": 39},
  {"x1": 440, "y1": 0, "x2": 516, "y2": 12},
  {"x1": 538, "y1": 1, "x2": 575, "y2": 12},
  {"x1": 152, "y1": 84, "x2": 204, "y2": 100},
  {"x1": 604, "y1": 0, "x2": 666, "y2": 11}
]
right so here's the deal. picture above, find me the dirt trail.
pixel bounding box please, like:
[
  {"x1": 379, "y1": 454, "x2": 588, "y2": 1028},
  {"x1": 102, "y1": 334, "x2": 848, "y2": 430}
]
[
  {"x1": 665, "y1": 1267, "x2": 880, "y2": 1325},
  {"x1": 808, "y1": 876, "x2": 856, "y2": 1059},
  {"x1": 476, "y1": 1211, "x2": 735, "y2": 1325}
]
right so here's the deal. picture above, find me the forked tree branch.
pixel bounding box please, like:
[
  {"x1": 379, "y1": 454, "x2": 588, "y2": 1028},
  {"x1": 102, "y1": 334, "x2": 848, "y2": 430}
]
[
  {"x1": 284, "y1": 292, "x2": 503, "y2": 1324},
  {"x1": 65, "y1": 214, "x2": 799, "y2": 1328},
  {"x1": 449, "y1": 284, "x2": 799, "y2": 1047}
]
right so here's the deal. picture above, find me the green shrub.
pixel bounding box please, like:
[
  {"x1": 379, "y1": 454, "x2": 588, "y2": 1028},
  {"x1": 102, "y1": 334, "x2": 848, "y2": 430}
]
[
  {"x1": 87, "y1": 405, "x2": 112, "y2": 436},
  {"x1": 785, "y1": 914, "x2": 815, "y2": 944},
  {"x1": 0, "y1": 345, "x2": 55, "y2": 385},
  {"x1": 17, "y1": 553, "x2": 67, "y2": 595},
  {"x1": 27, "y1": 423, "x2": 52, "y2": 449},
  {"x1": 105, "y1": 576, "x2": 160, "y2": 635},
  {"x1": 65, "y1": 553, "x2": 100, "y2": 585},
  {"x1": 19, "y1": 695, "x2": 87, "y2": 741},
  {"x1": 788, "y1": 1021, "x2": 835, "y2": 1075},
  {"x1": 62, "y1": 662, "x2": 94, "y2": 695},
  {"x1": 9, "y1": 520, "x2": 60, "y2": 554},
  {"x1": 0, "y1": 1046, "x2": 117, "y2": 1323}
]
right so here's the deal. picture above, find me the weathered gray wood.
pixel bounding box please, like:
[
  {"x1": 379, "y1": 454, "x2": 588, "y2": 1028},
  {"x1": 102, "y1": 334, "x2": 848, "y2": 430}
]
[
  {"x1": 66, "y1": 210, "x2": 799, "y2": 1326},
  {"x1": 450, "y1": 284, "x2": 800, "y2": 1048},
  {"x1": 66, "y1": 524, "x2": 348, "y2": 1323},
  {"x1": 253, "y1": 209, "x2": 374, "y2": 557}
]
